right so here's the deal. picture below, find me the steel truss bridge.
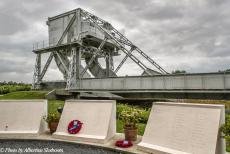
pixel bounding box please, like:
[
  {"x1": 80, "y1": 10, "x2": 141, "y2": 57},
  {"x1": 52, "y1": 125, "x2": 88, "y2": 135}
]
[{"x1": 32, "y1": 8, "x2": 230, "y2": 100}]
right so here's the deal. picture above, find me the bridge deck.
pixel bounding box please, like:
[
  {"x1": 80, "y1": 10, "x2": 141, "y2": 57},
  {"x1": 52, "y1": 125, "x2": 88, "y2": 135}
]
[
  {"x1": 75, "y1": 72, "x2": 230, "y2": 90},
  {"x1": 41, "y1": 72, "x2": 230, "y2": 100}
]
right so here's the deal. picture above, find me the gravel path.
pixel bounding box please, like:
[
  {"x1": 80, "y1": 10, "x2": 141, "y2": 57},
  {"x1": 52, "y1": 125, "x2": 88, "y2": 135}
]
[{"x1": 0, "y1": 140, "x2": 129, "y2": 154}]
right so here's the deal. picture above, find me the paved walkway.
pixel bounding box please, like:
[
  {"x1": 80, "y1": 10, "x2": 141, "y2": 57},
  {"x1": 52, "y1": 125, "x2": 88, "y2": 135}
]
[
  {"x1": 0, "y1": 132, "x2": 229, "y2": 154},
  {"x1": 0, "y1": 132, "x2": 147, "y2": 154}
]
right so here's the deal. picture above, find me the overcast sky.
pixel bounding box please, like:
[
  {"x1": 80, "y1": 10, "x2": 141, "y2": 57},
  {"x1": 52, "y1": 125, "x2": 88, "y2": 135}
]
[{"x1": 0, "y1": 0, "x2": 230, "y2": 83}]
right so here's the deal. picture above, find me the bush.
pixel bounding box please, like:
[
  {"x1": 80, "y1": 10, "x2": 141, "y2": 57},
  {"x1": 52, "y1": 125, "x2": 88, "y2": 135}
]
[
  {"x1": 118, "y1": 105, "x2": 142, "y2": 128},
  {"x1": 2, "y1": 87, "x2": 10, "y2": 94},
  {"x1": 117, "y1": 103, "x2": 150, "y2": 124},
  {"x1": 222, "y1": 115, "x2": 230, "y2": 135},
  {"x1": 117, "y1": 104, "x2": 128, "y2": 118},
  {"x1": 221, "y1": 115, "x2": 230, "y2": 146},
  {"x1": 0, "y1": 84, "x2": 31, "y2": 95},
  {"x1": 138, "y1": 108, "x2": 151, "y2": 123},
  {"x1": 43, "y1": 113, "x2": 60, "y2": 123}
]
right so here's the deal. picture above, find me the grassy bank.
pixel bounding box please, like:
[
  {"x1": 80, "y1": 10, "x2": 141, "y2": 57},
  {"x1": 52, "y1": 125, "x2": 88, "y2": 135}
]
[{"x1": 0, "y1": 91, "x2": 47, "y2": 99}]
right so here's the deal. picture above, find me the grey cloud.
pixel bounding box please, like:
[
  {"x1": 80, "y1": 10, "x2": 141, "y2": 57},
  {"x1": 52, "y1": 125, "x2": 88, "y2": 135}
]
[
  {"x1": 0, "y1": 13, "x2": 27, "y2": 35},
  {"x1": 75, "y1": 0, "x2": 230, "y2": 72},
  {"x1": 0, "y1": 0, "x2": 230, "y2": 82},
  {"x1": 0, "y1": 59, "x2": 32, "y2": 74}
]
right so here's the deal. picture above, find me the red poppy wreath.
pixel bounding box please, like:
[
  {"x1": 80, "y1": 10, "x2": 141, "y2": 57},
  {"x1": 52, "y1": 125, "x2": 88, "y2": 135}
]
[
  {"x1": 68, "y1": 120, "x2": 83, "y2": 134},
  {"x1": 115, "y1": 140, "x2": 133, "y2": 148}
]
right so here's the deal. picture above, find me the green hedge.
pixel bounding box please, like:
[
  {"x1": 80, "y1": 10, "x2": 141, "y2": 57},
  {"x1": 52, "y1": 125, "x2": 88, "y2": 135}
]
[{"x1": 0, "y1": 85, "x2": 31, "y2": 94}]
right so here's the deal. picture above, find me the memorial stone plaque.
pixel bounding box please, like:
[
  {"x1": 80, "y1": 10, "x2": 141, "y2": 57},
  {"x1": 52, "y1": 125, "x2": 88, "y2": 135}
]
[
  {"x1": 138, "y1": 102, "x2": 225, "y2": 154},
  {"x1": 0, "y1": 100, "x2": 47, "y2": 137},
  {"x1": 53, "y1": 100, "x2": 116, "y2": 144}
]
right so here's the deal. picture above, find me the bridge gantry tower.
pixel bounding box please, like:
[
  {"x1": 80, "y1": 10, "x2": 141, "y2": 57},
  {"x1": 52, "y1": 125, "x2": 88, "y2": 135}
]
[{"x1": 32, "y1": 8, "x2": 168, "y2": 90}]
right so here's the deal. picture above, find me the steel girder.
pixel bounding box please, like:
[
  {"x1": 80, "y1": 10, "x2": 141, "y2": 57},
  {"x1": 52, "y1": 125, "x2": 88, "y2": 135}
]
[
  {"x1": 80, "y1": 37, "x2": 108, "y2": 77},
  {"x1": 114, "y1": 46, "x2": 135, "y2": 73},
  {"x1": 80, "y1": 9, "x2": 168, "y2": 75},
  {"x1": 40, "y1": 52, "x2": 53, "y2": 80}
]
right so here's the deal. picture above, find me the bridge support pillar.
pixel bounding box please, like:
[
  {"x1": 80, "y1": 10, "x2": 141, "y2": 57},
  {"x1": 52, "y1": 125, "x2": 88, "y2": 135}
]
[
  {"x1": 66, "y1": 47, "x2": 81, "y2": 90},
  {"x1": 106, "y1": 51, "x2": 113, "y2": 77},
  {"x1": 32, "y1": 53, "x2": 41, "y2": 89}
]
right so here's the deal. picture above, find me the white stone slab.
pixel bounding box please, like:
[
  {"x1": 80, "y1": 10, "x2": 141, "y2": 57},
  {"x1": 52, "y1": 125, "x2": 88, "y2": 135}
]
[
  {"x1": 138, "y1": 102, "x2": 225, "y2": 154},
  {"x1": 53, "y1": 100, "x2": 116, "y2": 144},
  {"x1": 0, "y1": 100, "x2": 47, "y2": 138}
]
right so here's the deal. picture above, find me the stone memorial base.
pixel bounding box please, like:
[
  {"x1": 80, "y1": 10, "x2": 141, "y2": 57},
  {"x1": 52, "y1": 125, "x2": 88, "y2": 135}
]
[
  {"x1": 53, "y1": 100, "x2": 116, "y2": 144},
  {"x1": 138, "y1": 102, "x2": 225, "y2": 154},
  {"x1": 0, "y1": 100, "x2": 47, "y2": 138}
]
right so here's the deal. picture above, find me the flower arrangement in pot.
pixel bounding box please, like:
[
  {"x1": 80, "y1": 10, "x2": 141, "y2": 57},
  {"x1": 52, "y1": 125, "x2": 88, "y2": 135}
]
[
  {"x1": 43, "y1": 113, "x2": 60, "y2": 134},
  {"x1": 119, "y1": 105, "x2": 141, "y2": 141}
]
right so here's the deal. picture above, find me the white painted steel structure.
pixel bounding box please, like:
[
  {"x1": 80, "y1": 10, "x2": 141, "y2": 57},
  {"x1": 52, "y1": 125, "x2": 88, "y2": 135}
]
[
  {"x1": 32, "y1": 8, "x2": 167, "y2": 90},
  {"x1": 32, "y1": 8, "x2": 230, "y2": 99}
]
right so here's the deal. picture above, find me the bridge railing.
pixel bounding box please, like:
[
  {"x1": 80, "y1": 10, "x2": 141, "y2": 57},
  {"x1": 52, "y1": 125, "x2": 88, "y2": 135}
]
[{"x1": 32, "y1": 38, "x2": 57, "y2": 50}]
